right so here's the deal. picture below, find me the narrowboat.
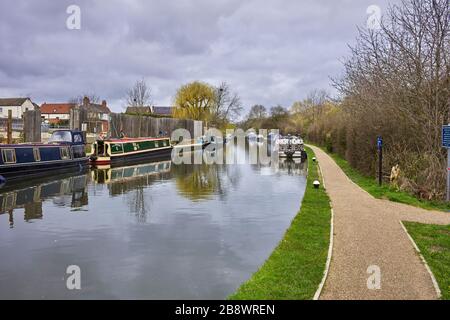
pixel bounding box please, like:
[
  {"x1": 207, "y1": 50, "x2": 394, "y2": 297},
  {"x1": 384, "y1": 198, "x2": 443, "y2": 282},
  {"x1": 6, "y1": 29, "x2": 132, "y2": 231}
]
[
  {"x1": 172, "y1": 136, "x2": 211, "y2": 153},
  {"x1": 277, "y1": 135, "x2": 308, "y2": 160},
  {"x1": 0, "y1": 130, "x2": 89, "y2": 182},
  {"x1": 89, "y1": 137, "x2": 172, "y2": 165}
]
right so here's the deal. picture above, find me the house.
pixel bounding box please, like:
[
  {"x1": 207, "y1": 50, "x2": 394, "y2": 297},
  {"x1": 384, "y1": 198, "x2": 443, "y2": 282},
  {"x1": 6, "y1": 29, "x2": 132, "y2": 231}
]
[
  {"x1": 125, "y1": 105, "x2": 174, "y2": 117},
  {"x1": 125, "y1": 106, "x2": 152, "y2": 114},
  {"x1": 78, "y1": 97, "x2": 111, "y2": 133},
  {"x1": 151, "y1": 106, "x2": 174, "y2": 116},
  {"x1": 0, "y1": 97, "x2": 39, "y2": 118},
  {"x1": 40, "y1": 103, "x2": 76, "y2": 124}
]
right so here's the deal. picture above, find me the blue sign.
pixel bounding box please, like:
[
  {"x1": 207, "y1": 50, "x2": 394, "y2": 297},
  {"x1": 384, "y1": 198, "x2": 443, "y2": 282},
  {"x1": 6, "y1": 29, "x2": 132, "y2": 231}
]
[
  {"x1": 443, "y1": 125, "x2": 450, "y2": 148},
  {"x1": 377, "y1": 136, "x2": 383, "y2": 150}
]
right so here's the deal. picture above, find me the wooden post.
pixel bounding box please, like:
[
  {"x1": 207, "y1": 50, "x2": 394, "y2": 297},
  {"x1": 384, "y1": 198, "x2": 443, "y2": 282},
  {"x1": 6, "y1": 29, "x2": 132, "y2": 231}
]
[
  {"x1": 23, "y1": 110, "x2": 42, "y2": 143},
  {"x1": 7, "y1": 109, "x2": 12, "y2": 144}
]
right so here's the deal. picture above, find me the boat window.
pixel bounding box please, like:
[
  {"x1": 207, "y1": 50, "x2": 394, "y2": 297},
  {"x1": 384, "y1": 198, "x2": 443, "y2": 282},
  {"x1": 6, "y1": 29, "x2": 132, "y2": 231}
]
[
  {"x1": 73, "y1": 133, "x2": 83, "y2": 143},
  {"x1": 60, "y1": 147, "x2": 71, "y2": 160},
  {"x1": 155, "y1": 141, "x2": 159, "y2": 148},
  {"x1": 162, "y1": 140, "x2": 167, "y2": 147},
  {"x1": 97, "y1": 142, "x2": 105, "y2": 156},
  {"x1": 49, "y1": 131, "x2": 72, "y2": 143},
  {"x1": 2, "y1": 149, "x2": 16, "y2": 164},
  {"x1": 33, "y1": 148, "x2": 41, "y2": 161}
]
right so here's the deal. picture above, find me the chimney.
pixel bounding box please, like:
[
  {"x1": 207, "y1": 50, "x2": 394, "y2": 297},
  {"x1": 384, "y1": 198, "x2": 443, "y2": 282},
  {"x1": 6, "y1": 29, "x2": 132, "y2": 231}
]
[
  {"x1": 83, "y1": 96, "x2": 90, "y2": 106},
  {"x1": 101, "y1": 100, "x2": 107, "y2": 108}
]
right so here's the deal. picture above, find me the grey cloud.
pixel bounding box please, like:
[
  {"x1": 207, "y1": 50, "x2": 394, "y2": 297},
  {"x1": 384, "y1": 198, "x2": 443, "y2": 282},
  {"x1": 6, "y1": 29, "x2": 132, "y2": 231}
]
[{"x1": 0, "y1": 0, "x2": 398, "y2": 112}]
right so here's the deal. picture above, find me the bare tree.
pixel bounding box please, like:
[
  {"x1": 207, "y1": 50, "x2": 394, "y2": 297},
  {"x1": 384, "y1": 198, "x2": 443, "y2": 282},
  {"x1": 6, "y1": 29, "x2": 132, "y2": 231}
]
[
  {"x1": 126, "y1": 78, "x2": 152, "y2": 111},
  {"x1": 211, "y1": 82, "x2": 243, "y2": 127},
  {"x1": 319, "y1": 0, "x2": 450, "y2": 199}
]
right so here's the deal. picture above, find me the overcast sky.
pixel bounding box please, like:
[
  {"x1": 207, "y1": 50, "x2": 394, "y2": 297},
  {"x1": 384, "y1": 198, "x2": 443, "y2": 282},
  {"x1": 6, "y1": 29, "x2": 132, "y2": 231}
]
[{"x1": 0, "y1": 0, "x2": 398, "y2": 113}]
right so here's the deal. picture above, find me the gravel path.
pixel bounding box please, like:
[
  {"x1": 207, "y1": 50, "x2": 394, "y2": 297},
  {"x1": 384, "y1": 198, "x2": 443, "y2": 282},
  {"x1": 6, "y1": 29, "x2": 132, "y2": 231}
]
[{"x1": 309, "y1": 146, "x2": 450, "y2": 300}]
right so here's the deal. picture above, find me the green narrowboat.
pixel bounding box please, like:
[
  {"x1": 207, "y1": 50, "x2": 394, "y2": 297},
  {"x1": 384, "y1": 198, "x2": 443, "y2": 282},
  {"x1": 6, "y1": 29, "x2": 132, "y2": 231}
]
[{"x1": 89, "y1": 137, "x2": 172, "y2": 165}]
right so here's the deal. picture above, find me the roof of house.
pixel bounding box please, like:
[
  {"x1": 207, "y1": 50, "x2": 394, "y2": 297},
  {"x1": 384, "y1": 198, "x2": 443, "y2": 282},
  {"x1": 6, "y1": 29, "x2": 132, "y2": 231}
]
[
  {"x1": 40, "y1": 103, "x2": 75, "y2": 114},
  {"x1": 152, "y1": 106, "x2": 174, "y2": 115},
  {"x1": 77, "y1": 97, "x2": 111, "y2": 114},
  {"x1": 83, "y1": 103, "x2": 111, "y2": 114},
  {"x1": 125, "y1": 106, "x2": 152, "y2": 114},
  {"x1": 0, "y1": 97, "x2": 31, "y2": 106}
]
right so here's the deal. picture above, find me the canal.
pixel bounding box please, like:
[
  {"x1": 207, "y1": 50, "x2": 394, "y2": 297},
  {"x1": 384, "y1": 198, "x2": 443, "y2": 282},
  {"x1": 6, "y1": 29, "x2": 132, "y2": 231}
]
[{"x1": 0, "y1": 145, "x2": 307, "y2": 299}]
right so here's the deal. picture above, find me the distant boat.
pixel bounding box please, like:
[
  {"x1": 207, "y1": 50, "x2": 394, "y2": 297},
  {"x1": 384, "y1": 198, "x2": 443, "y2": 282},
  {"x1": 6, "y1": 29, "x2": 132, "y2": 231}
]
[
  {"x1": 0, "y1": 130, "x2": 89, "y2": 183},
  {"x1": 89, "y1": 137, "x2": 172, "y2": 165},
  {"x1": 277, "y1": 135, "x2": 307, "y2": 160},
  {"x1": 172, "y1": 136, "x2": 211, "y2": 152}
]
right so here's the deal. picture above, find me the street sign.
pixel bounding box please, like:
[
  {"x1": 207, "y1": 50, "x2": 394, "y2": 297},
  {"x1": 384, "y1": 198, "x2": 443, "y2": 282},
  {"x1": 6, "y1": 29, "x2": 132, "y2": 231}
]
[
  {"x1": 377, "y1": 136, "x2": 383, "y2": 186},
  {"x1": 442, "y1": 125, "x2": 450, "y2": 148},
  {"x1": 377, "y1": 136, "x2": 383, "y2": 150},
  {"x1": 443, "y1": 125, "x2": 450, "y2": 201}
]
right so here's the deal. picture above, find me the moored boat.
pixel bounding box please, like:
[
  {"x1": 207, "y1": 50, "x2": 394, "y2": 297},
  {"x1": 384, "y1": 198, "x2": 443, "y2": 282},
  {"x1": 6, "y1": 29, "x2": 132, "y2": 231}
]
[
  {"x1": 277, "y1": 135, "x2": 307, "y2": 160},
  {"x1": 0, "y1": 130, "x2": 89, "y2": 182},
  {"x1": 89, "y1": 137, "x2": 172, "y2": 165}
]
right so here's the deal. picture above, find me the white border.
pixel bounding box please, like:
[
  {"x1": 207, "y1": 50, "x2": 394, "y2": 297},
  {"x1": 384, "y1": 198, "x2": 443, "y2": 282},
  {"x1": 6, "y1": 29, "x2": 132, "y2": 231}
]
[{"x1": 399, "y1": 221, "x2": 442, "y2": 299}]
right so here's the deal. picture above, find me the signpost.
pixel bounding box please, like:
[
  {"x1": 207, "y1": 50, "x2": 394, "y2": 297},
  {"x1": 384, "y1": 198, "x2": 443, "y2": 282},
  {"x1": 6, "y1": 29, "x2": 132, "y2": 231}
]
[
  {"x1": 442, "y1": 125, "x2": 450, "y2": 201},
  {"x1": 377, "y1": 136, "x2": 383, "y2": 186}
]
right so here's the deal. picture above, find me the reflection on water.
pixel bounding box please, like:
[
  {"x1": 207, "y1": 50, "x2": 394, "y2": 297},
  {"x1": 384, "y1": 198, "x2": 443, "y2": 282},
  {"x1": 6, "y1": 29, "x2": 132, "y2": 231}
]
[
  {"x1": 0, "y1": 173, "x2": 89, "y2": 228},
  {"x1": 0, "y1": 146, "x2": 306, "y2": 299}
]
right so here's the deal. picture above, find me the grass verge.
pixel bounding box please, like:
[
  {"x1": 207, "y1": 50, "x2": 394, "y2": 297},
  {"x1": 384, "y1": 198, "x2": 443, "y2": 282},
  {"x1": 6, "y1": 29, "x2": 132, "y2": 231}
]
[
  {"x1": 229, "y1": 146, "x2": 332, "y2": 299},
  {"x1": 402, "y1": 222, "x2": 450, "y2": 300},
  {"x1": 316, "y1": 146, "x2": 450, "y2": 212}
]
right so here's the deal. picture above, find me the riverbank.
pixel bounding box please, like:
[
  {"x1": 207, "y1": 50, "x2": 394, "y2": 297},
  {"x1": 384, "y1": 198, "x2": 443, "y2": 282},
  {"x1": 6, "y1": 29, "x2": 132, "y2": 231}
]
[
  {"x1": 229, "y1": 146, "x2": 332, "y2": 299},
  {"x1": 312, "y1": 145, "x2": 450, "y2": 212},
  {"x1": 403, "y1": 222, "x2": 450, "y2": 300}
]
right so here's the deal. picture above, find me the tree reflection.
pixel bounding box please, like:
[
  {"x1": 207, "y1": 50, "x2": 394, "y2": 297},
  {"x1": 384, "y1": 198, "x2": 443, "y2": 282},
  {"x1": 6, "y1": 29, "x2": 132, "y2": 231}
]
[{"x1": 172, "y1": 162, "x2": 242, "y2": 202}]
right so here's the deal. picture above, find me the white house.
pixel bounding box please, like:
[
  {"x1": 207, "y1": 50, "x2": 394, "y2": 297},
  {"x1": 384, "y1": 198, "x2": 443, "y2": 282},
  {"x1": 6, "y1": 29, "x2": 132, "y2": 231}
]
[
  {"x1": 40, "y1": 103, "x2": 75, "y2": 124},
  {"x1": 0, "y1": 97, "x2": 39, "y2": 118}
]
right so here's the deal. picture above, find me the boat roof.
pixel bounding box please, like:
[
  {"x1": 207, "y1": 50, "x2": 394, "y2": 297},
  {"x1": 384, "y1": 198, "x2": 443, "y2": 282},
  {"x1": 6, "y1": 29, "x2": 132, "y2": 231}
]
[
  {"x1": 102, "y1": 137, "x2": 169, "y2": 143},
  {"x1": 0, "y1": 142, "x2": 67, "y2": 148}
]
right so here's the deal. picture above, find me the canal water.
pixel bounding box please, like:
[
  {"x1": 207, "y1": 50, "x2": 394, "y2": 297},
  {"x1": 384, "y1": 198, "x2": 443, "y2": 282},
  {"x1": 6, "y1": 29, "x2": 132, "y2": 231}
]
[{"x1": 0, "y1": 145, "x2": 307, "y2": 299}]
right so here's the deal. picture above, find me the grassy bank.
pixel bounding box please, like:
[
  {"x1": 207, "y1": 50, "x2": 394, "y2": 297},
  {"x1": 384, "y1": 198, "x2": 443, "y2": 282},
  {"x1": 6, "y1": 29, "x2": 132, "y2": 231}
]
[
  {"x1": 229, "y1": 146, "x2": 332, "y2": 300},
  {"x1": 403, "y1": 222, "x2": 450, "y2": 300},
  {"x1": 316, "y1": 146, "x2": 450, "y2": 212}
]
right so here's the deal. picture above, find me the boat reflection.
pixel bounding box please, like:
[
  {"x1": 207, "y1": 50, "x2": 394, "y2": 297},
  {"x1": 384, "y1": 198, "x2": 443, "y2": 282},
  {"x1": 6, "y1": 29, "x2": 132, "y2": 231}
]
[
  {"x1": 91, "y1": 159, "x2": 173, "y2": 223},
  {"x1": 278, "y1": 158, "x2": 307, "y2": 175},
  {"x1": 0, "y1": 172, "x2": 89, "y2": 227}
]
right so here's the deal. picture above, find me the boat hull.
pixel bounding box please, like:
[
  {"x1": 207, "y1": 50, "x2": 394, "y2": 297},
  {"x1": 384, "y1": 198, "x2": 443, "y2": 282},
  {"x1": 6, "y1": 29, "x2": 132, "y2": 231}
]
[
  {"x1": 279, "y1": 150, "x2": 307, "y2": 160},
  {"x1": 0, "y1": 157, "x2": 89, "y2": 181},
  {"x1": 90, "y1": 147, "x2": 173, "y2": 165}
]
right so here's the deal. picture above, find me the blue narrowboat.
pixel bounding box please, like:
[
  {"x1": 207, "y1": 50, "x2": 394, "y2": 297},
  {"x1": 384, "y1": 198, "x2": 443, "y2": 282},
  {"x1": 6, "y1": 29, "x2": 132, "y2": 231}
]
[{"x1": 0, "y1": 130, "x2": 89, "y2": 182}]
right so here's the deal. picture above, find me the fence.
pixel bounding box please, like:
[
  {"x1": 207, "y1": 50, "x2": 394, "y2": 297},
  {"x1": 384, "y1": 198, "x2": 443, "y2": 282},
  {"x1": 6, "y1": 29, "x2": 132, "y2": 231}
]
[
  {"x1": 70, "y1": 108, "x2": 203, "y2": 139},
  {"x1": 0, "y1": 110, "x2": 42, "y2": 143},
  {"x1": 109, "y1": 113, "x2": 203, "y2": 138},
  {"x1": 0, "y1": 118, "x2": 23, "y2": 131}
]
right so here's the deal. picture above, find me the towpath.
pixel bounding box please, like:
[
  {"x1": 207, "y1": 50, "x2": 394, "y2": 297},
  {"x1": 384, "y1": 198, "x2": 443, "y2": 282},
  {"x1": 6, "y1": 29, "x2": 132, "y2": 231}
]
[{"x1": 309, "y1": 145, "x2": 450, "y2": 300}]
